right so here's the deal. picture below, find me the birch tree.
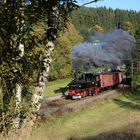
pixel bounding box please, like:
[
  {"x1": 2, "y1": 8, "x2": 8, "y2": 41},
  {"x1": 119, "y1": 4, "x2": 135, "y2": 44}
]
[
  {"x1": 0, "y1": 0, "x2": 79, "y2": 133},
  {"x1": 0, "y1": 0, "x2": 28, "y2": 132},
  {"x1": 0, "y1": 0, "x2": 100, "y2": 136}
]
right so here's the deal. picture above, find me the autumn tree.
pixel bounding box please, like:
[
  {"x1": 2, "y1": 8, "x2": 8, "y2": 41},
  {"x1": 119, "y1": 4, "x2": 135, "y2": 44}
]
[
  {"x1": 0, "y1": 0, "x2": 80, "y2": 136},
  {"x1": 122, "y1": 21, "x2": 134, "y2": 33},
  {"x1": 0, "y1": 0, "x2": 101, "y2": 137},
  {"x1": 91, "y1": 24, "x2": 104, "y2": 32},
  {"x1": 49, "y1": 21, "x2": 83, "y2": 80}
]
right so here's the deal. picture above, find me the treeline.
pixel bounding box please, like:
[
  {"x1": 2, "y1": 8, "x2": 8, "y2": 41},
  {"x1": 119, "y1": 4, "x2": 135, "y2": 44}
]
[
  {"x1": 133, "y1": 29, "x2": 140, "y2": 90},
  {"x1": 71, "y1": 6, "x2": 140, "y2": 38}
]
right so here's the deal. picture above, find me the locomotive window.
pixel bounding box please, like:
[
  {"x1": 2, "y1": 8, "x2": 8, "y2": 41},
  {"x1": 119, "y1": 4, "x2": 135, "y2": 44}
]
[
  {"x1": 85, "y1": 73, "x2": 94, "y2": 81},
  {"x1": 68, "y1": 85, "x2": 78, "y2": 89}
]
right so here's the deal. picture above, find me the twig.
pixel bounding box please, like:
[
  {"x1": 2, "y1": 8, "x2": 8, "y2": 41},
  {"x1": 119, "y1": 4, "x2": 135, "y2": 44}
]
[{"x1": 81, "y1": 0, "x2": 103, "y2": 6}]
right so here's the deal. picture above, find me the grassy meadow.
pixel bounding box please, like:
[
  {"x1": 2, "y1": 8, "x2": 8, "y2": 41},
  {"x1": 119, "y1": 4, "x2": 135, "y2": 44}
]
[
  {"x1": 32, "y1": 89, "x2": 140, "y2": 140},
  {"x1": 44, "y1": 78, "x2": 71, "y2": 97}
]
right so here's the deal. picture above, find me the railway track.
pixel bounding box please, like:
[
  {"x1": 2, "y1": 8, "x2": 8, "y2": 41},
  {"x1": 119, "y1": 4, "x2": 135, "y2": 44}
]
[{"x1": 39, "y1": 87, "x2": 128, "y2": 120}]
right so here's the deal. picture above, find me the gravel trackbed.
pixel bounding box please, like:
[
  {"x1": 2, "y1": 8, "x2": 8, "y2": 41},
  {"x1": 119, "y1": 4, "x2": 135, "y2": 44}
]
[{"x1": 39, "y1": 87, "x2": 127, "y2": 120}]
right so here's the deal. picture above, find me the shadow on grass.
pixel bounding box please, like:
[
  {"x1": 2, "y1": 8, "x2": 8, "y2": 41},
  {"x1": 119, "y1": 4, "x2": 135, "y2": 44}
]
[
  {"x1": 69, "y1": 132, "x2": 140, "y2": 140},
  {"x1": 54, "y1": 87, "x2": 67, "y2": 95},
  {"x1": 114, "y1": 98, "x2": 140, "y2": 110},
  {"x1": 69, "y1": 122, "x2": 140, "y2": 140},
  {"x1": 113, "y1": 91, "x2": 140, "y2": 110},
  {"x1": 126, "y1": 90, "x2": 140, "y2": 101}
]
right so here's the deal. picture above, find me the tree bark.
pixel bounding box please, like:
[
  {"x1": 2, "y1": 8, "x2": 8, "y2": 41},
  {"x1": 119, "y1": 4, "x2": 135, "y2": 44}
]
[
  {"x1": 31, "y1": 0, "x2": 59, "y2": 115},
  {"x1": 13, "y1": 0, "x2": 26, "y2": 129},
  {"x1": 32, "y1": 41, "x2": 55, "y2": 111},
  {"x1": 18, "y1": 2, "x2": 60, "y2": 138},
  {"x1": 13, "y1": 84, "x2": 22, "y2": 129}
]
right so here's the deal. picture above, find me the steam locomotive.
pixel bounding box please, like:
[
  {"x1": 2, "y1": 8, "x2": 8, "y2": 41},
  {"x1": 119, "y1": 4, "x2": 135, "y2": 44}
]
[{"x1": 66, "y1": 71, "x2": 124, "y2": 99}]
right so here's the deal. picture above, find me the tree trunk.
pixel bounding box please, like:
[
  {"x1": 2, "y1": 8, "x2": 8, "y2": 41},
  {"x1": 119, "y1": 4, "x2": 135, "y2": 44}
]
[
  {"x1": 19, "y1": 1, "x2": 60, "y2": 136},
  {"x1": 31, "y1": 0, "x2": 59, "y2": 117},
  {"x1": 13, "y1": 0, "x2": 26, "y2": 129},
  {"x1": 13, "y1": 84, "x2": 22, "y2": 129},
  {"x1": 32, "y1": 41, "x2": 55, "y2": 111}
]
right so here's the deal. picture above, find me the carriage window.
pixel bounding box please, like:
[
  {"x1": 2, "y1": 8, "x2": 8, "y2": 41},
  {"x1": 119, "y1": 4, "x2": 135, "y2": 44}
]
[{"x1": 96, "y1": 75, "x2": 99, "y2": 81}]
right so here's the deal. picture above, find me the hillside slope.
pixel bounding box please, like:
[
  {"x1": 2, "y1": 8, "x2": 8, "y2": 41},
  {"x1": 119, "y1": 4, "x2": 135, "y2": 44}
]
[{"x1": 32, "y1": 91, "x2": 140, "y2": 140}]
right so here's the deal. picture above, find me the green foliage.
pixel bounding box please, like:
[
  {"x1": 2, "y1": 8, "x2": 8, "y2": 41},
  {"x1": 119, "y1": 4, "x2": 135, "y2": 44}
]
[
  {"x1": 0, "y1": 1, "x2": 47, "y2": 132},
  {"x1": 133, "y1": 29, "x2": 140, "y2": 91},
  {"x1": 133, "y1": 74, "x2": 140, "y2": 89},
  {"x1": 49, "y1": 21, "x2": 83, "y2": 80},
  {"x1": 70, "y1": 7, "x2": 140, "y2": 39},
  {"x1": 77, "y1": 66, "x2": 85, "y2": 77},
  {"x1": 135, "y1": 29, "x2": 140, "y2": 51},
  {"x1": 0, "y1": 0, "x2": 79, "y2": 133}
]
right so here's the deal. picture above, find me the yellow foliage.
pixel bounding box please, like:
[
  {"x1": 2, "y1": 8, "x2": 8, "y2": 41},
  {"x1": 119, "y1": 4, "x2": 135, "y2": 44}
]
[
  {"x1": 49, "y1": 21, "x2": 83, "y2": 80},
  {"x1": 63, "y1": 21, "x2": 83, "y2": 45},
  {"x1": 92, "y1": 24, "x2": 103, "y2": 32},
  {"x1": 122, "y1": 21, "x2": 133, "y2": 33}
]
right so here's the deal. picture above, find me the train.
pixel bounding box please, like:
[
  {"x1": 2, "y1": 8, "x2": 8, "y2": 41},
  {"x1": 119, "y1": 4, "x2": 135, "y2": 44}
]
[{"x1": 66, "y1": 71, "x2": 124, "y2": 99}]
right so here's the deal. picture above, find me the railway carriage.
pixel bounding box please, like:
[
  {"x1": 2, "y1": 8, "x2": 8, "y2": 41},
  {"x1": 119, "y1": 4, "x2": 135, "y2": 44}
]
[{"x1": 67, "y1": 71, "x2": 124, "y2": 99}]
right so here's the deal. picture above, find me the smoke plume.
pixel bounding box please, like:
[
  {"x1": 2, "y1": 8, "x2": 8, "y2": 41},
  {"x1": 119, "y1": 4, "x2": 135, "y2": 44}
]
[{"x1": 71, "y1": 29, "x2": 135, "y2": 71}]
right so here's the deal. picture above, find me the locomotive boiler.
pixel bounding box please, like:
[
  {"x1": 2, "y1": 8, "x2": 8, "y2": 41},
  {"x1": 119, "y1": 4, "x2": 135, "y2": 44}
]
[{"x1": 66, "y1": 71, "x2": 124, "y2": 99}]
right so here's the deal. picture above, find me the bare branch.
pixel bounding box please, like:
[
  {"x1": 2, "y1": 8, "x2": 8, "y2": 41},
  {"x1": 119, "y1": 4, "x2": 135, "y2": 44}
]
[{"x1": 80, "y1": 0, "x2": 103, "y2": 6}]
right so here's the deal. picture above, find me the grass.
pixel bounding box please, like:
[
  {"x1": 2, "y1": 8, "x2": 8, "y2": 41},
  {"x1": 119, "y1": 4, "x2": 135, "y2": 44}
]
[
  {"x1": 32, "y1": 91, "x2": 140, "y2": 140},
  {"x1": 44, "y1": 78, "x2": 71, "y2": 98}
]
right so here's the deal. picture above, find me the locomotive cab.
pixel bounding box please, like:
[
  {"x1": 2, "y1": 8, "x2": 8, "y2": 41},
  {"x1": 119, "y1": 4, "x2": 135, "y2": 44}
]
[
  {"x1": 81, "y1": 72, "x2": 94, "y2": 83},
  {"x1": 67, "y1": 73, "x2": 95, "y2": 99}
]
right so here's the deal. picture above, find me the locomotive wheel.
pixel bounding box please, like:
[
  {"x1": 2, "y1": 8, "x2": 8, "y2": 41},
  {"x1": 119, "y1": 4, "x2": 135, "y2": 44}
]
[
  {"x1": 82, "y1": 92, "x2": 85, "y2": 98},
  {"x1": 85, "y1": 91, "x2": 88, "y2": 97},
  {"x1": 82, "y1": 92, "x2": 84, "y2": 98},
  {"x1": 91, "y1": 91, "x2": 94, "y2": 96}
]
